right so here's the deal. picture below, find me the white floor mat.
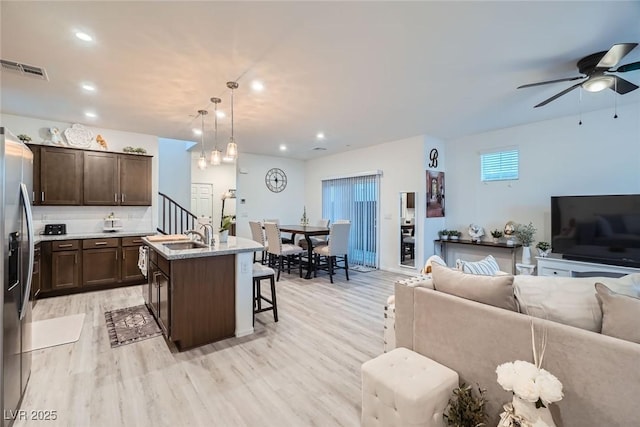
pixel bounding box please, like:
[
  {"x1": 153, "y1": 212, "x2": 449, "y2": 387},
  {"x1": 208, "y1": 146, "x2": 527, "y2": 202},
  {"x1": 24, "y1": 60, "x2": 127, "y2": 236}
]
[{"x1": 25, "y1": 313, "x2": 85, "y2": 351}]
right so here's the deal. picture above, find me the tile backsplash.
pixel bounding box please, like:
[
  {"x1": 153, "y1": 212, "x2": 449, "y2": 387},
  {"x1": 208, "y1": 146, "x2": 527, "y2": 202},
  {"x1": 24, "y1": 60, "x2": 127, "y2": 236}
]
[{"x1": 33, "y1": 206, "x2": 154, "y2": 235}]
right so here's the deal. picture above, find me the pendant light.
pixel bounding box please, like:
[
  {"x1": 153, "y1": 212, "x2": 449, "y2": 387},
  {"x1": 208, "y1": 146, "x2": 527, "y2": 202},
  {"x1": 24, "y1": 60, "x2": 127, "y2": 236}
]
[
  {"x1": 197, "y1": 109, "x2": 208, "y2": 170},
  {"x1": 210, "y1": 97, "x2": 222, "y2": 165},
  {"x1": 225, "y1": 81, "x2": 239, "y2": 160}
]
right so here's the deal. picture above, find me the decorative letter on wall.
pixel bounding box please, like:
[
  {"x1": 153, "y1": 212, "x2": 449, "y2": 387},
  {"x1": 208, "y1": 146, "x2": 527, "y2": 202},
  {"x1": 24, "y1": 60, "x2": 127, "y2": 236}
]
[{"x1": 426, "y1": 170, "x2": 445, "y2": 218}]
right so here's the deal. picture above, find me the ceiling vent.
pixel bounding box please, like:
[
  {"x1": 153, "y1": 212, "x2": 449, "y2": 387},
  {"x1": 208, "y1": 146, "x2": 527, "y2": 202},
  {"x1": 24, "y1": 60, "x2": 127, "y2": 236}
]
[
  {"x1": 0, "y1": 59, "x2": 49, "y2": 80},
  {"x1": 312, "y1": 147, "x2": 327, "y2": 151}
]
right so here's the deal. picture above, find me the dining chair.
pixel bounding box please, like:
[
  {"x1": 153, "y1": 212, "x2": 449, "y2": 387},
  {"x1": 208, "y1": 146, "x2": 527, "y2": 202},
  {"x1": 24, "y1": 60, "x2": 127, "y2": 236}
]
[
  {"x1": 313, "y1": 222, "x2": 351, "y2": 283},
  {"x1": 298, "y1": 218, "x2": 330, "y2": 250},
  {"x1": 249, "y1": 220, "x2": 268, "y2": 264},
  {"x1": 264, "y1": 222, "x2": 305, "y2": 281},
  {"x1": 264, "y1": 218, "x2": 293, "y2": 243}
]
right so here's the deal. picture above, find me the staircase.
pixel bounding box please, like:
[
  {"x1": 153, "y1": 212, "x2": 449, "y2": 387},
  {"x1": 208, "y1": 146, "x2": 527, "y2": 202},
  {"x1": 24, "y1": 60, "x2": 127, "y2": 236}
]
[{"x1": 158, "y1": 192, "x2": 197, "y2": 235}]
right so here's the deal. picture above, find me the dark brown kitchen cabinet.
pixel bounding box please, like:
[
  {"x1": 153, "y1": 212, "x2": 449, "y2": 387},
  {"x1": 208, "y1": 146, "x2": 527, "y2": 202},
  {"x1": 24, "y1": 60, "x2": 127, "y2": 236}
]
[
  {"x1": 121, "y1": 236, "x2": 144, "y2": 282},
  {"x1": 83, "y1": 151, "x2": 119, "y2": 205},
  {"x1": 82, "y1": 238, "x2": 119, "y2": 286},
  {"x1": 147, "y1": 248, "x2": 170, "y2": 336},
  {"x1": 119, "y1": 155, "x2": 152, "y2": 206},
  {"x1": 50, "y1": 240, "x2": 81, "y2": 290},
  {"x1": 30, "y1": 145, "x2": 41, "y2": 205},
  {"x1": 40, "y1": 146, "x2": 83, "y2": 205}
]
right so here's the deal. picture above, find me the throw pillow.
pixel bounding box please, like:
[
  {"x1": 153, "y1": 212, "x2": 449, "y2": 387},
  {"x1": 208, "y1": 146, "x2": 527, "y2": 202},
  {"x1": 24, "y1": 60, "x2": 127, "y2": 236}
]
[
  {"x1": 431, "y1": 263, "x2": 517, "y2": 311},
  {"x1": 595, "y1": 282, "x2": 640, "y2": 344},
  {"x1": 456, "y1": 254, "x2": 501, "y2": 276}
]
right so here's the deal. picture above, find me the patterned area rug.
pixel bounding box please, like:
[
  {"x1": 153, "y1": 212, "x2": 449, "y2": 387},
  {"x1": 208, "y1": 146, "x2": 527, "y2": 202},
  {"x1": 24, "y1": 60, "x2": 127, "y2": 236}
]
[
  {"x1": 350, "y1": 265, "x2": 377, "y2": 273},
  {"x1": 104, "y1": 304, "x2": 162, "y2": 348}
]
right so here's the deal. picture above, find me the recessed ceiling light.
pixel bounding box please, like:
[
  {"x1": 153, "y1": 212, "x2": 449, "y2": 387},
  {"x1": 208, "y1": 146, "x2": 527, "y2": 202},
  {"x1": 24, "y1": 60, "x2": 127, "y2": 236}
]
[
  {"x1": 85, "y1": 112, "x2": 97, "y2": 118},
  {"x1": 216, "y1": 111, "x2": 225, "y2": 119},
  {"x1": 279, "y1": 144, "x2": 287, "y2": 151},
  {"x1": 75, "y1": 32, "x2": 93, "y2": 42},
  {"x1": 316, "y1": 132, "x2": 325, "y2": 140},
  {"x1": 251, "y1": 80, "x2": 264, "y2": 92},
  {"x1": 193, "y1": 128, "x2": 202, "y2": 136},
  {"x1": 81, "y1": 83, "x2": 96, "y2": 92}
]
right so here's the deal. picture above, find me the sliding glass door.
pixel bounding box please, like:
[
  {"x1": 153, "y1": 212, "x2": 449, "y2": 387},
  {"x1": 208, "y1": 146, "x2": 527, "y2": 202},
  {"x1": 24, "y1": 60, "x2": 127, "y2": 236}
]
[{"x1": 322, "y1": 173, "x2": 380, "y2": 269}]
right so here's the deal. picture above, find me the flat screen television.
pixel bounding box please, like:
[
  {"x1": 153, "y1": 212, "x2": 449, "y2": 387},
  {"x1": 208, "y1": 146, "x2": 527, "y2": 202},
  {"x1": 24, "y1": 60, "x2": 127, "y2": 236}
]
[{"x1": 551, "y1": 194, "x2": 640, "y2": 268}]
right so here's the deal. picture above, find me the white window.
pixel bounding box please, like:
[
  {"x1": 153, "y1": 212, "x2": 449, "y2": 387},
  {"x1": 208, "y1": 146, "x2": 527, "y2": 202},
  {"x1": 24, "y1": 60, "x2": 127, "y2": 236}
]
[{"x1": 480, "y1": 148, "x2": 519, "y2": 182}]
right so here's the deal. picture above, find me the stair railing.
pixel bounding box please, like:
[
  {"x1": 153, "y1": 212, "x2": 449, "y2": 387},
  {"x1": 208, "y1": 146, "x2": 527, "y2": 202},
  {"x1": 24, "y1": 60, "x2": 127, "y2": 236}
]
[{"x1": 158, "y1": 192, "x2": 197, "y2": 235}]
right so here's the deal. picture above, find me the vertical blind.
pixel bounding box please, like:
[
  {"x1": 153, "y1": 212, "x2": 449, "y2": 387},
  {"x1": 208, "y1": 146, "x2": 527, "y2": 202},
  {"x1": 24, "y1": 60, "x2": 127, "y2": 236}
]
[
  {"x1": 480, "y1": 148, "x2": 519, "y2": 182},
  {"x1": 322, "y1": 173, "x2": 380, "y2": 268}
]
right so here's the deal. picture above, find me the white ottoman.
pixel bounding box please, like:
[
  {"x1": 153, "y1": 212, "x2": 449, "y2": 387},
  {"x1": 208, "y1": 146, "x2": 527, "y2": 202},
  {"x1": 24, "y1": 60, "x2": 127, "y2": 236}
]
[{"x1": 361, "y1": 347, "x2": 458, "y2": 427}]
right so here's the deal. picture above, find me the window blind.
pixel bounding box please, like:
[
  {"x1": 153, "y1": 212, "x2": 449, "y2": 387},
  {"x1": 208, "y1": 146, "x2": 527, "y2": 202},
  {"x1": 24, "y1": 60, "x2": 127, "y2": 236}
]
[
  {"x1": 481, "y1": 148, "x2": 519, "y2": 182},
  {"x1": 322, "y1": 174, "x2": 379, "y2": 268}
]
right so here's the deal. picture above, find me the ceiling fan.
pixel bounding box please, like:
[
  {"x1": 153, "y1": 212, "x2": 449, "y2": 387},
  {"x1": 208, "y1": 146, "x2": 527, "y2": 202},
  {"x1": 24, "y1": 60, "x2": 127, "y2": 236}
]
[{"x1": 518, "y1": 43, "x2": 640, "y2": 108}]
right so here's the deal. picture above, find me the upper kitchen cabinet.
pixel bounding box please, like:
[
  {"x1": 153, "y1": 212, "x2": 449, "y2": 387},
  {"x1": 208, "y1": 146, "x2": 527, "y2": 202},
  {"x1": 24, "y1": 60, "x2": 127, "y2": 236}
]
[
  {"x1": 40, "y1": 146, "x2": 83, "y2": 205},
  {"x1": 119, "y1": 154, "x2": 152, "y2": 206},
  {"x1": 84, "y1": 151, "x2": 119, "y2": 205}
]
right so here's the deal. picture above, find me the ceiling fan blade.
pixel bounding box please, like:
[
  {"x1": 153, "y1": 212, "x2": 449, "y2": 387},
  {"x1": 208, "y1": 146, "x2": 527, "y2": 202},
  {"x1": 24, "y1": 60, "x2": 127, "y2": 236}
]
[
  {"x1": 517, "y1": 76, "x2": 585, "y2": 89},
  {"x1": 533, "y1": 82, "x2": 583, "y2": 108},
  {"x1": 596, "y1": 43, "x2": 638, "y2": 69},
  {"x1": 614, "y1": 61, "x2": 640, "y2": 73},
  {"x1": 610, "y1": 76, "x2": 639, "y2": 94}
]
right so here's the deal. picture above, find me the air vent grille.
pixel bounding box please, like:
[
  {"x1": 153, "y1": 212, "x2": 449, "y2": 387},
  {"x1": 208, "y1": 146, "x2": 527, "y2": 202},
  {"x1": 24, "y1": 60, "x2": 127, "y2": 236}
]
[
  {"x1": 312, "y1": 147, "x2": 327, "y2": 151},
  {"x1": 0, "y1": 59, "x2": 48, "y2": 80}
]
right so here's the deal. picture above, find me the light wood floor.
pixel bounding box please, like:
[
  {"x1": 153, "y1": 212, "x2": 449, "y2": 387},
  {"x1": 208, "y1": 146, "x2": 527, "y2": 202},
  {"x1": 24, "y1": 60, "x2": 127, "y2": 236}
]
[{"x1": 16, "y1": 268, "x2": 404, "y2": 427}]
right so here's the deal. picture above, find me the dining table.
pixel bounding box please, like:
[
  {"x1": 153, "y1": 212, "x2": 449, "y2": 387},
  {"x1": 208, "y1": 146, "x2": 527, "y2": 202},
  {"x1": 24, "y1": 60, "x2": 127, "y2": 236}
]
[{"x1": 279, "y1": 224, "x2": 330, "y2": 279}]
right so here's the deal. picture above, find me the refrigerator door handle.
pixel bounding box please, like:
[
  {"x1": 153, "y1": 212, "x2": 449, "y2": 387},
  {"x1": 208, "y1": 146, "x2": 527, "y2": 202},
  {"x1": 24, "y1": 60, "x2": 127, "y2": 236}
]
[{"x1": 19, "y1": 182, "x2": 34, "y2": 320}]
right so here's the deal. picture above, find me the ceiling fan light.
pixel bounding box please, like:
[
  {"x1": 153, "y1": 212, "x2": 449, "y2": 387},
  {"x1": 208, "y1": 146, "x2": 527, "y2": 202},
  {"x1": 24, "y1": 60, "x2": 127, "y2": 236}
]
[{"x1": 583, "y1": 76, "x2": 614, "y2": 92}]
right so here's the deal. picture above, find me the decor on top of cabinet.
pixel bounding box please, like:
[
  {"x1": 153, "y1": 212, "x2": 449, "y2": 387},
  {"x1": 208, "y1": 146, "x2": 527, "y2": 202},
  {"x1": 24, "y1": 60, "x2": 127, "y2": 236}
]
[
  {"x1": 17, "y1": 134, "x2": 31, "y2": 142},
  {"x1": 504, "y1": 221, "x2": 516, "y2": 245},
  {"x1": 64, "y1": 124, "x2": 93, "y2": 148},
  {"x1": 491, "y1": 229, "x2": 503, "y2": 243},
  {"x1": 468, "y1": 224, "x2": 485, "y2": 242},
  {"x1": 96, "y1": 134, "x2": 108, "y2": 150},
  {"x1": 438, "y1": 229, "x2": 449, "y2": 240},
  {"x1": 514, "y1": 222, "x2": 537, "y2": 265},
  {"x1": 449, "y1": 230, "x2": 462, "y2": 240},
  {"x1": 122, "y1": 146, "x2": 147, "y2": 154},
  {"x1": 48, "y1": 127, "x2": 66, "y2": 146},
  {"x1": 536, "y1": 241, "x2": 551, "y2": 257}
]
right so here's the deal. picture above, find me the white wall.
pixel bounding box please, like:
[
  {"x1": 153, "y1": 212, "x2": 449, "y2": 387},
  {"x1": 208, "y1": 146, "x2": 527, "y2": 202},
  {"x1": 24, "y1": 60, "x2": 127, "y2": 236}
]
[
  {"x1": 305, "y1": 135, "x2": 427, "y2": 274},
  {"x1": 1, "y1": 113, "x2": 159, "y2": 234},
  {"x1": 158, "y1": 137, "x2": 193, "y2": 208},
  {"x1": 445, "y1": 103, "x2": 640, "y2": 247},
  {"x1": 191, "y1": 154, "x2": 237, "y2": 230},
  {"x1": 235, "y1": 154, "x2": 306, "y2": 239}
]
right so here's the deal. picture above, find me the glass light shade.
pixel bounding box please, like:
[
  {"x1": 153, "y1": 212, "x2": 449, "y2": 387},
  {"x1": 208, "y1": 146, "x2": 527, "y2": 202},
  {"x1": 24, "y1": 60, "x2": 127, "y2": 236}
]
[
  {"x1": 197, "y1": 154, "x2": 207, "y2": 170},
  {"x1": 226, "y1": 138, "x2": 238, "y2": 159},
  {"x1": 210, "y1": 149, "x2": 222, "y2": 166},
  {"x1": 582, "y1": 76, "x2": 614, "y2": 93}
]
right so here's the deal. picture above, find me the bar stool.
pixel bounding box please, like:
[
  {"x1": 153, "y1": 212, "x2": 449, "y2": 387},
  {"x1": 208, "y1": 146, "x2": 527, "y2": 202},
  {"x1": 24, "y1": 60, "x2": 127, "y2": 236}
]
[{"x1": 252, "y1": 263, "x2": 278, "y2": 324}]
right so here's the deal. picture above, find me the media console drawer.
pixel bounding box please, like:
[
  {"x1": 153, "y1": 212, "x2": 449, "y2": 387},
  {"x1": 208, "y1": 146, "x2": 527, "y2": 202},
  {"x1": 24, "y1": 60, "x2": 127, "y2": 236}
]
[{"x1": 537, "y1": 256, "x2": 640, "y2": 277}]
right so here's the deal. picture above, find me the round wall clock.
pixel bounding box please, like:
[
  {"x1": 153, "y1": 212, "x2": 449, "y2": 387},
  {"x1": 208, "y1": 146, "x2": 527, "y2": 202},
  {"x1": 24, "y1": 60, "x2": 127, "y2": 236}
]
[{"x1": 265, "y1": 168, "x2": 287, "y2": 193}]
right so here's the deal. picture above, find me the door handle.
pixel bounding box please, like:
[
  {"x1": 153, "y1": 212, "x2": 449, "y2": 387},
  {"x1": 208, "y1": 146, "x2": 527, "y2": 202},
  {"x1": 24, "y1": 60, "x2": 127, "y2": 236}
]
[{"x1": 19, "y1": 183, "x2": 34, "y2": 320}]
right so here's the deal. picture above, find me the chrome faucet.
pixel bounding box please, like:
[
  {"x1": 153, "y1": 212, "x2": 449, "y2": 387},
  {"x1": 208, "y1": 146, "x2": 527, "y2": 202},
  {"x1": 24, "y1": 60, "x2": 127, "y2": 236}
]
[
  {"x1": 185, "y1": 229, "x2": 206, "y2": 244},
  {"x1": 201, "y1": 223, "x2": 215, "y2": 246}
]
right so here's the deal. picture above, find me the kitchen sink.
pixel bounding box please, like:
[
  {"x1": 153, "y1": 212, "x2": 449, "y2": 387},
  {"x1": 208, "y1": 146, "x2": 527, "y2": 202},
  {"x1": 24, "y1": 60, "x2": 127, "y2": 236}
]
[{"x1": 163, "y1": 241, "x2": 208, "y2": 250}]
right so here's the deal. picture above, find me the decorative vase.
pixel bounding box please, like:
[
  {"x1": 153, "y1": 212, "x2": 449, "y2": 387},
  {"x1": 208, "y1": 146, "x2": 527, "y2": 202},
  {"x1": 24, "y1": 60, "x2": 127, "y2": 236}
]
[
  {"x1": 450, "y1": 235, "x2": 459, "y2": 241},
  {"x1": 521, "y1": 245, "x2": 531, "y2": 265},
  {"x1": 219, "y1": 230, "x2": 229, "y2": 243},
  {"x1": 538, "y1": 249, "x2": 551, "y2": 258},
  {"x1": 510, "y1": 395, "x2": 556, "y2": 427},
  {"x1": 493, "y1": 237, "x2": 499, "y2": 243},
  {"x1": 440, "y1": 235, "x2": 448, "y2": 241}
]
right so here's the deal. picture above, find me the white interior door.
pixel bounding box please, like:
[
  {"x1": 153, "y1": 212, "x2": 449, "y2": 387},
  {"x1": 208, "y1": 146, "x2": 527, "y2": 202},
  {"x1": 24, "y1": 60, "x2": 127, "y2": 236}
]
[{"x1": 191, "y1": 183, "x2": 213, "y2": 222}]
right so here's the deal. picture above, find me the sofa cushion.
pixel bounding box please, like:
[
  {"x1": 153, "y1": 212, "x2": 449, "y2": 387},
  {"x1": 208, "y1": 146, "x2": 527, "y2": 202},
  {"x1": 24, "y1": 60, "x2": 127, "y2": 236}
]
[
  {"x1": 595, "y1": 282, "x2": 640, "y2": 344},
  {"x1": 513, "y1": 273, "x2": 640, "y2": 332},
  {"x1": 456, "y1": 254, "x2": 500, "y2": 275},
  {"x1": 431, "y1": 263, "x2": 517, "y2": 311}
]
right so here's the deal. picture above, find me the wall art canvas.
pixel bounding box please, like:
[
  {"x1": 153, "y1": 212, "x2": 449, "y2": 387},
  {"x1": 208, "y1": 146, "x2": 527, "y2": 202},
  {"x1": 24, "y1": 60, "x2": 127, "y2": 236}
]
[{"x1": 426, "y1": 170, "x2": 445, "y2": 217}]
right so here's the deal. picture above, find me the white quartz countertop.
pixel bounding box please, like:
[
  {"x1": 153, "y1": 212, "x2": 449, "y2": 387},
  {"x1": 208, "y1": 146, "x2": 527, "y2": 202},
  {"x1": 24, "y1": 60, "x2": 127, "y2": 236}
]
[
  {"x1": 142, "y1": 236, "x2": 263, "y2": 260},
  {"x1": 35, "y1": 230, "x2": 157, "y2": 244}
]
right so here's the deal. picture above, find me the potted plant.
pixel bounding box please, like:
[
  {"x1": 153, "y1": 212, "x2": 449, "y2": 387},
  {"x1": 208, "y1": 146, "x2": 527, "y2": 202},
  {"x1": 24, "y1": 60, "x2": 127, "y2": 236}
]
[
  {"x1": 515, "y1": 222, "x2": 537, "y2": 264},
  {"x1": 536, "y1": 241, "x2": 551, "y2": 257},
  {"x1": 438, "y1": 229, "x2": 449, "y2": 241},
  {"x1": 17, "y1": 134, "x2": 32, "y2": 143},
  {"x1": 449, "y1": 230, "x2": 462, "y2": 240},
  {"x1": 443, "y1": 383, "x2": 488, "y2": 427},
  {"x1": 219, "y1": 215, "x2": 233, "y2": 243},
  {"x1": 490, "y1": 229, "x2": 503, "y2": 243}
]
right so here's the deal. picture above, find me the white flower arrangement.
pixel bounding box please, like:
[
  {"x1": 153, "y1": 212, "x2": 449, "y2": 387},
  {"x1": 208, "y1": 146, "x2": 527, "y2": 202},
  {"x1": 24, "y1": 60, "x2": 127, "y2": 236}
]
[{"x1": 497, "y1": 311, "x2": 563, "y2": 427}]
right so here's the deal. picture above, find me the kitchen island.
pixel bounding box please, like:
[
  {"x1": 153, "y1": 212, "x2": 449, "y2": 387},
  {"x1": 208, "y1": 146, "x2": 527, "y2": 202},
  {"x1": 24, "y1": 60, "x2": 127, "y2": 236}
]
[{"x1": 142, "y1": 236, "x2": 263, "y2": 351}]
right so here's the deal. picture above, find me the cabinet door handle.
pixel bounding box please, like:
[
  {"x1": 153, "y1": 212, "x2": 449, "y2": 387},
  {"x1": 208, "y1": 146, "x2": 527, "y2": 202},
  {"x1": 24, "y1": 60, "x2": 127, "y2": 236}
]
[
  {"x1": 122, "y1": 250, "x2": 126, "y2": 260},
  {"x1": 121, "y1": 193, "x2": 126, "y2": 203},
  {"x1": 58, "y1": 244, "x2": 73, "y2": 248},
  {"x1": 115, "y1": 193, "x2": 118, "y2": 203},
  {"x1": 41, "y1": 192, "x2": 45, "y2": 202},
  {"x1": 95, "y1": 242, "x2": 108, "y2": 246},
  {"x1": 132, "y1": 239, "x2": 142, "y2": 244}
]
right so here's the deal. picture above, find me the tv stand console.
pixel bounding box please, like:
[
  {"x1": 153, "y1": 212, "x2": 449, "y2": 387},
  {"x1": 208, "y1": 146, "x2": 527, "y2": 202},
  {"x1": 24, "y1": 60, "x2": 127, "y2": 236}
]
[{"x1": 536, "y1": 256, "x2": 640, "y2": 277}]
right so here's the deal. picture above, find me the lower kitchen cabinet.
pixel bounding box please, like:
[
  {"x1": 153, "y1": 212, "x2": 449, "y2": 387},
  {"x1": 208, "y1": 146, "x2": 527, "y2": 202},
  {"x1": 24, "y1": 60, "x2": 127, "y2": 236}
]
[
  {"x1": 83, "y1": 247, "x2": 119, "y2": 286},
  {"x1": 51, "y1": 250, "x2": 80, "y2": 290},
  {"x1": 121, "y1": 237, "x2": 145, "y2": 282},
  {"x1": 147, "y1": 249, "x2": 170, "y2": 336}
]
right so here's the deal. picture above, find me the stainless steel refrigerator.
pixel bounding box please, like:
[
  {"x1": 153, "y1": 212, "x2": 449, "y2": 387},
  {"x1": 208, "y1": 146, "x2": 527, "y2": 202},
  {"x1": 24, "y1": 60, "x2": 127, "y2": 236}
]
[{"x1": 0, "y1": 128, "x2": 34, "y2": 426}]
